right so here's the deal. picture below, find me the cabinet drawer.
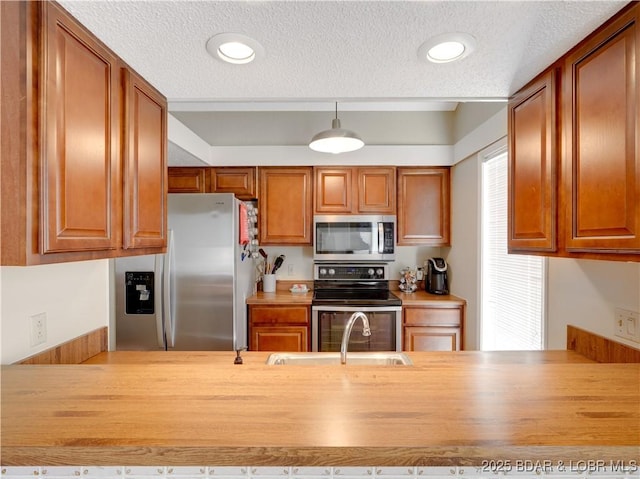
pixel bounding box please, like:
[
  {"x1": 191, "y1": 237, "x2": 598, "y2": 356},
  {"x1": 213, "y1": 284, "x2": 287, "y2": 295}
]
[
  {"x1": 404, "y1": 307, "x2": 461, "y2": 327},
  {"x1": 250, "y1": 306, "x2": 310, "y2": 325}
]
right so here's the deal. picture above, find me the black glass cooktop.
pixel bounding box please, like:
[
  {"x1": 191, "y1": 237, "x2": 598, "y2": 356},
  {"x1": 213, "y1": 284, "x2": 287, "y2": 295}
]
[{"x1": 312, "y1": 288, "x2": 401, "y2": 306}]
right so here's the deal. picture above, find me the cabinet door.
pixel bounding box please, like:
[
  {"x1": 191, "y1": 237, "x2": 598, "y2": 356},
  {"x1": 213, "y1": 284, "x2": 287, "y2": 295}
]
[
  {"x1": 508, "y1": 69, "x2": 557, "y2": 252},
  {"x1": 168, "y1": 167, "x2": 208, "y2": 193},
  {"x1": 211, "y1": 167, "x2": 257, "y2": 199},
  {"x1": 563, "y1": 7, "x2": 640, "y2": 252},
  {"x1": 314, "y1": 167, "x2": 353, "y2": 213},
  {"x1": 357, "y1": 167, "x2": 396, "y2": 214},
  {"x1": 259, "y1": 167, "x2": 313, "y2": 245},
  {"x1": 404, "y1": 326, "x2": 460, "y2": 351},
  {"x1": 397, "y1": 168, "x2": 450, "y2": 245},
  {"x1": 250, "y1": 326, "x2": 309, "y2": 352},
  {"x1": 122, "y1": 69, "x2": 167, "y2": 250},
  {"x1": 41, "y1": 2, "x2": 119, "y2": 253}
]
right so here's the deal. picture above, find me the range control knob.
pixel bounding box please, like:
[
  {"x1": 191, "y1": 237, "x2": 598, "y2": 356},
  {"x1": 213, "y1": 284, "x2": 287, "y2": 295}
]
[
  {"x1": 328, "y1": 268, "x2": 335, "y2": 276},
  {"x1": 376, "y1": 268, "x2": 384, "y2": 277},
  {"x1": 367, "y1": 268, "x2": 375, "y2": 276},
  {"x1": 319, "y1": 268, "x2": 327, "y2": 276}
]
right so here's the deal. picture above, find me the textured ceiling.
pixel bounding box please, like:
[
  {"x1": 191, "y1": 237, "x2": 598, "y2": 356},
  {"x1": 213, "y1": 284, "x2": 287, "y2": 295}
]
[
  {"x1": 57, "y1": 0, "x2": 627, "y2": 152},
  {"x1": 59, "y1": 0, "x2": 625, "y2": 102}
]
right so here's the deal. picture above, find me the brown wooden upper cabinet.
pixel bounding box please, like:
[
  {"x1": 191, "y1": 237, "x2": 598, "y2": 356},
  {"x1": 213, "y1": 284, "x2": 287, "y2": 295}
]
[
  {"x1": 168, "y1": 167, "x2": 257, "y2": 199},
  {"x1": 508, "y1": 2, "x2": 640, "y2": 260},
  {"x1": 210, "y1": 167, "x2": 257, "y2": 200},
  {"x1": 168, "y1": 167, "x2": 208, "y2": 193},
  {"x1": 563, "y1": 5, "x2": 640, "y2": 253},
  {"x1": 314, "y1": 167, "x2": 396, "y2": 214},
  {"x1": 508, "y1": 69, "x2": 558, "y2": 253},
  {"x1": 259, "y1": 167, "x2": 313, "y2": 245},
  {"x1": 1, "y1": 1, "x2": 167, "y2": 265},
  {"x1": 397, "y1": 168, "x2": 451, "y2": 246},
  {"x1": 41, "y1": 1, "x2": 121, "y2": 254},
  {"x1": 121, "y1": 69, "x2": 167, "y2": 250}
]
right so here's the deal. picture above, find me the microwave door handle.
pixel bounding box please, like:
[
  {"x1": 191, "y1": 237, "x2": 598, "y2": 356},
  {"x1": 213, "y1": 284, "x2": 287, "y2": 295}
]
[{"x1": 378, "y1": 222, "x2": 384, "y2": 253}]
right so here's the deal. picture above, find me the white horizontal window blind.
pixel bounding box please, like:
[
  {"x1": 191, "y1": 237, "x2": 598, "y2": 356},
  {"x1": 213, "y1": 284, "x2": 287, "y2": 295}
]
[{"x1": 481, "y1": 151, "x2": 544, "y2": 350}]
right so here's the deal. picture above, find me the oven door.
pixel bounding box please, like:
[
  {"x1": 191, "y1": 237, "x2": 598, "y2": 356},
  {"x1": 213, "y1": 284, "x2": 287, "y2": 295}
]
[{"x1": 311, "y1": 305, "x2": 402, "y2": 352}]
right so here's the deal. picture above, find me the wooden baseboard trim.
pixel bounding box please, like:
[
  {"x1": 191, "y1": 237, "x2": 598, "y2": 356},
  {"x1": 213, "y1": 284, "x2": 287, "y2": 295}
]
[
  {"x1": 17, "y1": 327, "x2": 108, "y2": 365},
  {"x1": 567, "y1": 325, "x2": 640, "y2": 363}
]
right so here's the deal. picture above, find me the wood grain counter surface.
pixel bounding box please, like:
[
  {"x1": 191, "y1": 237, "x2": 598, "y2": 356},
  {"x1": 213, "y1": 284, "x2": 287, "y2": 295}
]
[
  {"x1": 2, "y1": 351, "x2": 638, "y2": 467},
  {"x1": 246, "y1": 289, "x2": 466, "y2": 306},
  {"x1": 246, "y1": 290, "x2": 314, "y2": 304}
]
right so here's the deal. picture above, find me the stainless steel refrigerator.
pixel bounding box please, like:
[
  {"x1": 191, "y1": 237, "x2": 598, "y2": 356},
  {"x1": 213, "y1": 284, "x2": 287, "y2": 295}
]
[{"x1": 113, "y1": 193, "x2": 255, "y2": 351}]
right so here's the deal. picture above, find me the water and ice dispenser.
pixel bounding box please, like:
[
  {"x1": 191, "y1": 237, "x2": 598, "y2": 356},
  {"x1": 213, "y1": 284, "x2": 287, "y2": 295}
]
[{"x1": 125, "y1": 272, "x2": 155, "y2": 315}]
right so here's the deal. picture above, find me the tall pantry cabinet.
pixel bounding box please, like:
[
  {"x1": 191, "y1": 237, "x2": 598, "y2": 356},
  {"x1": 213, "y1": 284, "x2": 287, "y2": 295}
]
[{"x1": 1, "y1": 1, "x2": 167, "y2": 265}]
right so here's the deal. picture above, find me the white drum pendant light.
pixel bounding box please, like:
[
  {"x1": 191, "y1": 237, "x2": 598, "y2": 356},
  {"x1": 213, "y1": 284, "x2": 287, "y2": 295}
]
[{"x1": 309, "y1": 103, "x2": 364, "y2": 154}]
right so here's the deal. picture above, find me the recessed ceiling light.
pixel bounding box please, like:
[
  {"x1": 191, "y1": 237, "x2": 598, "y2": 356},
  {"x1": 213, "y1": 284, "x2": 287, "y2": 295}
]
[
  {"x1": 206, "y1": 33, "x2": 264, "y2": 65},
  {"x1": 418, "y1": 33, "x2": 476, "y2": 64}
]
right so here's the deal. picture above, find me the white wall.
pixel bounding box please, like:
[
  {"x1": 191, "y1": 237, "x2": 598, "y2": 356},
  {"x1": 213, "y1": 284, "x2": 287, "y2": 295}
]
[
  {"x1": 0, "y1": 260, "x2": 110, "y2": 364},
  {"x1": 447, "y1": 153, "x2": 481, "y2": 350},
  {"x1": 547, "y1": 257, "x2": 640, "y2": 349}
]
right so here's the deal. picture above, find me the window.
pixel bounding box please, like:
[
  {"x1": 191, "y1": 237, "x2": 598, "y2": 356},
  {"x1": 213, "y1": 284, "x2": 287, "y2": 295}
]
[{"x1": 481, "y1": 148, "x2": 545, "y2": 350}]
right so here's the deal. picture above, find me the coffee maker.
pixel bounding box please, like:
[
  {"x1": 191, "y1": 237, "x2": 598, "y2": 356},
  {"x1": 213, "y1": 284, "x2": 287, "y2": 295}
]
[{"x1": 425, "y1": 257, "x2": 449, "y2": 295}]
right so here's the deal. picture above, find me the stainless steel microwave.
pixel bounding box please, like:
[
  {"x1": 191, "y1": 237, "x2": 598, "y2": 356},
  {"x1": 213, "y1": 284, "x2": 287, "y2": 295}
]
[{"x1": 313, "y1": 215, "x2": 396, "y2": 261}]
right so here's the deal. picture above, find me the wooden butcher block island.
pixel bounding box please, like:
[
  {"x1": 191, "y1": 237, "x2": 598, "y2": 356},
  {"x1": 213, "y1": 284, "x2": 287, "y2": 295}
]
[{"x1": 1, "y1": 351, "x2": 639, "y2": 466}]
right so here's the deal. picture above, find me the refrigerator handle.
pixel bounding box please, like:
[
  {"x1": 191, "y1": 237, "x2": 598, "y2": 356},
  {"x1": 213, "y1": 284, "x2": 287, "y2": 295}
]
[
  {"x1": 163, "y1": 229, "x2": 176, "y2": 348},
  {"x1": 153, "y1": 255, "x2": 166, "y2": 349}
]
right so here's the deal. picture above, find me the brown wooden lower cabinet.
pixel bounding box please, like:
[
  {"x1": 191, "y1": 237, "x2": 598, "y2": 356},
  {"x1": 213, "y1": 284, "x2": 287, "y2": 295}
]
[
  {"x1": 251, "y1": 326, "x2": 308, "y2": 352},
  {"x1": 403, "y1": 305, "x2": 464, "y2": 351},
  {"x1": 404, "y1": 326, "x2": 461, "y2": 352},
  {"x1": 248, "y1": 305, "x2": 310, "y2": 352}
]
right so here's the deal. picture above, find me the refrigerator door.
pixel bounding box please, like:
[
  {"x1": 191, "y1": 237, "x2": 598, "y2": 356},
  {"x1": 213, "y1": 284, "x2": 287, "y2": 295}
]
[
  {"x1": 114, "y1": 254, "x2": 166, "y2": 350},
  {"x1": 168, "y1": 193, "x2": 237, "y2": 351}
]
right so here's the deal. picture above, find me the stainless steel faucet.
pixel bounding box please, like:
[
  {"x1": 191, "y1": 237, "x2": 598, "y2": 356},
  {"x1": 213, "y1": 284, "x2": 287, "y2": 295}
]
[{"x1": 340, "y1": 312, "x2": 371, "y2": 364}]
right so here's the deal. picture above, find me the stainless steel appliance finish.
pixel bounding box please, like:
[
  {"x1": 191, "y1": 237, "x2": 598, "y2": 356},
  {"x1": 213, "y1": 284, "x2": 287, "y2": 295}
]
[
  {"x1": 311, "y1": 263, "x2": 402, "y2": 352},
  {"x1": 313, "y1": 215, "x2": 395, "y2": 262},
  {"x1": 114, "y1": 193, "x2": 255, "y2": 351}
]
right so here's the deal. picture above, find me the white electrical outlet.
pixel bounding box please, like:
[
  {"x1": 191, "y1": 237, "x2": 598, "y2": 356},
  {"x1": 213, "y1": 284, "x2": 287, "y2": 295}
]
[
  {"x1": 614, "y1": 308, "x2": 640, "y2": 343},
  {"x1": 30, "y1": 312, "x2": 47, "y2": 347}
]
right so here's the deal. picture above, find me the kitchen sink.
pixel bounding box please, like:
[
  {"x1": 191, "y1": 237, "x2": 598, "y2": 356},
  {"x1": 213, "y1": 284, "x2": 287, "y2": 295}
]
[{"x1": 265, "y1": 352, "x2": 413, "y2": 366}]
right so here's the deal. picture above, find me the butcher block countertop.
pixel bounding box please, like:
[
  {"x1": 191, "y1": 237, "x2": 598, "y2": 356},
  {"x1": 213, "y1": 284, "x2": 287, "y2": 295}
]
[
  {"x1": 2, "y1": 350, "x2": 638, "y2": 467},
  {"x1": 247, "y1": 288, "x2": 466, "y2": 305}
]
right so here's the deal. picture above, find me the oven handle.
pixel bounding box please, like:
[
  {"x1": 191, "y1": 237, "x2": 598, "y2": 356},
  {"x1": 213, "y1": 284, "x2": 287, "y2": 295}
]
[{"x1": 311, "y1": 305, "x2": 402, "y2": 312}]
